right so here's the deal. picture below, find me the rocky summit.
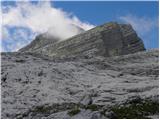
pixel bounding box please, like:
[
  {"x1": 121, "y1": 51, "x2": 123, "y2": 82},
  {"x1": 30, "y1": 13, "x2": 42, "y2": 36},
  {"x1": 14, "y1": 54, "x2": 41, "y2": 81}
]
[
  {"x1": 19, "y1": 22, "x2": 145, "y2": 57},
  {"x1": 19, "y1": 24, "x2": 85, "y2": 53},
  {"x1": 1, "y1": 22, "x2": 159, "y2": 119}
]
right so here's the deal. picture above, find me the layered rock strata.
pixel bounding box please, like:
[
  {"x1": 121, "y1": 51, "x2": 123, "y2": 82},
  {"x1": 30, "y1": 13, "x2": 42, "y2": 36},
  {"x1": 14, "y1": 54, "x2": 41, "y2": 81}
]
[{"x1": 20, "y1": 22, "x2": 145, "y2": 57}]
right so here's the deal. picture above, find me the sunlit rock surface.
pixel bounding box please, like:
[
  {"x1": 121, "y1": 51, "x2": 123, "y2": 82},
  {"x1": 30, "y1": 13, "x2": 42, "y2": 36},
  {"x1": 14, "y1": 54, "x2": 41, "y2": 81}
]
[{"x1": 1, "y1": 49, "x2": 158, "y2": 118}]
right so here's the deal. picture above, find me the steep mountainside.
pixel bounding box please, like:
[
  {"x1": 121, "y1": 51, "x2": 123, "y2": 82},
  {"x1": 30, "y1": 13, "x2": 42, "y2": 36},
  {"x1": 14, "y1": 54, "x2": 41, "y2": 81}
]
[
  {"x1": 19, "y1": 32, "x2": 60, "y2": 52},
  {"x1": 19, "y1": 22, "x2": 145, "y2": 57},
  {"x1": 1, "y1": 49, "x2": 158, "y2": 119}
]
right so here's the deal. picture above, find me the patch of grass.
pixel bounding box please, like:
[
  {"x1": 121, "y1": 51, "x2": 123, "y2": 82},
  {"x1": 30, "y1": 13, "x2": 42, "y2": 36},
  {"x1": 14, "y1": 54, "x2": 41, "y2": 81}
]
[
  {"x1": 85, "y1": 104, "x2": 99, "y2": 111},
  {"x1": 33, "y1": 106, "x2": 52, "y2": 113},
  {"x1": 109, "y1": 99, "x2": 159, "y2": 119},
  {"x1": 15, "y1": 103, "x2": 79, "y2": 118},
  {"x1": 127, "y1": 96, "x2": 142, "y2": 104},
  {"x1": 68, "y1": 107, "x2": 81, "y2": 116}
]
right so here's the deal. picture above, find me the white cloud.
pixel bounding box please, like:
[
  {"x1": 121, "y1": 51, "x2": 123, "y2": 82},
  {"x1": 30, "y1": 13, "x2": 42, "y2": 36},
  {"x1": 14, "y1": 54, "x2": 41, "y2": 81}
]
[
  {"x1": 2, "y1": 1, "x2": 95, "y2": 52},
  {"x1": 119, "y1": 14, "x2": 158, "y2": 49},
  {"x1": 119, "y1": 14, "x2": 158, "y2": 36},
  {"x1": 1, "y1": 27, "x2": 34, "y2": 52}
]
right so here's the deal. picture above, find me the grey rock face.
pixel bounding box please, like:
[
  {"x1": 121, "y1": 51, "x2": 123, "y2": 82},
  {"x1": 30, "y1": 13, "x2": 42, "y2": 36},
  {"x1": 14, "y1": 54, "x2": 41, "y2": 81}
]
[
  {"x1": 20, "y1": 22, "x2": 145, "y2": 57},
  {"x1": 19, "y1": 32, "x2": 60, "y2": 52},
  {"x1": 1, "y1": 49, "x2": 158, "y2": 119}
]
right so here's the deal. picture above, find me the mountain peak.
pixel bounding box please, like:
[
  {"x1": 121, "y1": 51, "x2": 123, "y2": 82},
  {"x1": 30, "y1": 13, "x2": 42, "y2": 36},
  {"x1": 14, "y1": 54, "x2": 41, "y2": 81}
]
[
  {"x1": 19, "y1": 22, "x2": 145, "y2": 58},
  {"x1": 19, "y1": 24, "x2": 85, "y2": 52}
]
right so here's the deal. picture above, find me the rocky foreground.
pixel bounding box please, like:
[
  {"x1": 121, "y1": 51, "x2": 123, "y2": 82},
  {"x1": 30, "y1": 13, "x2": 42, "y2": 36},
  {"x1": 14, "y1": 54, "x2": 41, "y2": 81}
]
[{"x1": 1, "y1": 49, "x2": 159, "y2": 119}]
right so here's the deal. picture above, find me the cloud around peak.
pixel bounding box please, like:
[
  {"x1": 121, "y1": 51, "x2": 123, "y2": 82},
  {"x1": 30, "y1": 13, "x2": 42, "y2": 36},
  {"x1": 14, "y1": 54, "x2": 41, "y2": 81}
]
[
  {"x1": 119, "y1": 14, "x2": 158, "y2": 36},
  {"x1": 119, "y1": 14, "x2": 158, "y2": 49},
  {"x1": 2, "y1": 1, "x2": 95, "y2": 51}
]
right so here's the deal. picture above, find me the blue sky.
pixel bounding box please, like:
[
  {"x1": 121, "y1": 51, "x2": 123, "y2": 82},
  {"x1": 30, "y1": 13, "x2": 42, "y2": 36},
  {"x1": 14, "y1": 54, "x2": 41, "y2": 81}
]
[
  {"x1": 1, "y1": 1, "x2": 159, "y2": 52},
  {"x1": 54, "y1": 1, "x2": 158, "y2": 25}
]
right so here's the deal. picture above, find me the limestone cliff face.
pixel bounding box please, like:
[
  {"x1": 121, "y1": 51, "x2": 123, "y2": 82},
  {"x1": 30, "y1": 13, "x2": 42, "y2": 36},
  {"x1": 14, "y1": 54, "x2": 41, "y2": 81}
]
[
  {"x1": 19, "y1": 32, "x2": 60, "y2": 52},
  {"x1": 19, "y1": 22, "x2": 145, "y2": 57}
]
